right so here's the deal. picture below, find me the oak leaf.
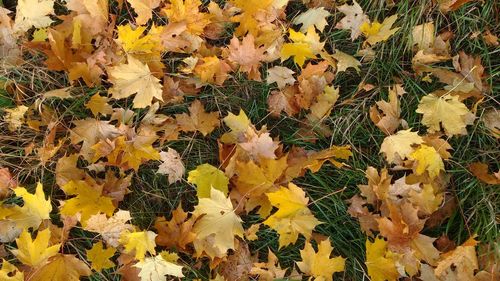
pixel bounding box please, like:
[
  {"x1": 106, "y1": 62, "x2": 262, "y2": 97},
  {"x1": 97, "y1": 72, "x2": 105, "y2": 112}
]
[
  {"x1": 175, "y1": 100, "x2": 220, "y2": 136},
  {"x1": 108, "y1": 56, "x2": 163, "y2": 108},
  {"x1": 11, "y1": 228, "x2": 60, "y2": 266},
  {"x1": 86, "y1": 241, "x2": 116, "y2": 271},
  {"x1": 297, "y1": 239, "x2": 345, "y2": 281}
]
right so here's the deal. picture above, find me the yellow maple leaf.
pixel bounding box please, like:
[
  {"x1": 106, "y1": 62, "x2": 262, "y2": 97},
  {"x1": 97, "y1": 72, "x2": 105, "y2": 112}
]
[
  {"x1": 221, "y1": 109, "x2": 251, "y2": 142},
  {"x1": 13, "y1": 0, "x2": 54, "y2": 32},
  {"x1": 11, "y1": 228, "x2": 60, "y2": 266},
  {"x1": 360, "y1": 15, "x2": 400, "y2": 45},
  {"x1": 127, "y1": 0, "x2": 160, "y2": 25},
  {"x1": 116, "y1": 24, "x2": 162, "y2": 54},
  {"x1": 435, "y1": 237, "x2": 479, "y2": 280},
  {"x1": 335, "y1": 0, "x2": 369, "y2": 40},
  {"x1": 107, "y1": 55, "x2": 163, "y2": 108},
  {"x1": 365, "y1": 237, "x2": 399, "y2": 281},
  {"x1": 416, "y1": 93, "x2": 473, "y2": 136},
  {"x1": 188, "y1": 163, "x2": 229, "y2": 198},
  {"x1": 162, "y1": 0, "x2": 211, "y2": 36},
  {"x1": 119, "y1": 230, "x2": 157, "y2": 261},
  {"x1": 135, "y1": 253, "x2": 184, "y2": 279},
  {"x1": 409, "y1": 144, "x2": 445, "y2": 179},
  {"x1": 175, "y1": 99, "x2": 220, "y2": 136},
  {"x1": 27, "y1": 254, "x2": 92, "y2": 281},
  {"x1": 86, "y1": 241, "x2": 115, "y2": 272},
  {"x1": 296, "y1": 239, "x2": 345, "y2": 281},
  {"x1": 263, "y1": 183, "x2": 321, "y2": 248},
  {"x1": 230, "y1": 0, "x2": 274, "y2": 37},
  {"x1": 107, "y1": 135, "x2": 160, "y2": 171},
  {"x1": 59, "y1": 180, "x2": 116, "y2": 224},
  {"x1": 281, "y1": 27, "x2": 324, "y2": 66},
  {"x1": 193, "y1": 56, "x2": 231, "y2": 85},
  {"x1": 0, "y1": 259, "x2": 23, "y2": 281},
  {"x1": 380, "y1": 129, "x2": 424, "y2": 163},
  {"x1": 10, "y1": 182, "x2": 52, "y2": 230},
  {"x1": 192, "y1": 188, "x2": 244, "y2": 258},
  {"x1": 85, "y1": 93, "x2": 113, "y2": 116}
]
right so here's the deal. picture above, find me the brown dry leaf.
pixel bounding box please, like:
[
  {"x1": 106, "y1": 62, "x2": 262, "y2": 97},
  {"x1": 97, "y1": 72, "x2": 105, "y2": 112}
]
[
  {"x1": 70, "y1": 118, "x2": 121, "y2": 161},
  {"x1": 154, "y1": 204, "x2": 196, "y2": 251},
  {"x1": 0, "y1": 168, "x2": 17, "y2": 199},
  {"x1": 266, "y1": 66, "x2": 295, "y2": 89},
  {"x1": 347, "y1": 195, "x2": 380, "y2": 236},
  {"x1": 239, "y1": 132, "x2": 280, "y2": 160},
  {"x1": 55, "y1": 154, "x2": 87, "y2": 187},
  {"x1": 370, "y1": 84, "x2": 405, "y2": 135},
  {"x1": 250, "y1": 250, "x2": 287, "y2": 281},
  {"x1": 482, "y1": 109, "x2": 499, "y2": 138},
  {"x1": 101, "y1": 171, "x2": 132, "y2": 205},
  {"x1": 411, "y1": 23, "x2": 452, "y2": 65},
  {"x1": 482, "y1": 29, "x2": 499, "y2": 46},
  {"x1": 439, "y1": 0, "x2": 474, "y2": 13},
  {"x1": 175, "y1": 99, "x2": 220, "y2": 136},
  {"x1": 267, "y1": 87, "x2": 300, "y2": 117},
  {"x1": 157, "y1": 148, "x2": 185, "y2": 184},
  {"x1": 469, "y1": 162, "x2": 500, "y2": 185},
  {"x1": 219, "y1": 241, "x2": 255, "y2": 281},
  {"x1": 226, "y1": 34, "x2": 265, "y2": 81},
  {"x1": 422, "y1": 135, "x2": 453, "y2": 159}
]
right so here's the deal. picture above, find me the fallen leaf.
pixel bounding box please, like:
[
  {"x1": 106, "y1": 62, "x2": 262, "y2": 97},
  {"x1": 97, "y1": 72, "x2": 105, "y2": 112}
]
[
  {"x1": 296, "y1": 239, "x2": 345, "y2": 281},
  {"x1": 360, "y1": 15, "x2": 400, "y2": 45},
  {"x1": 128, "y1": 0, "x2": 161, "y2": 25},
  {"x1": 380, "y1": 129, "x2": 424, "y2": 163},
  {"x1": 409, "y1": 144, "x2": 445, "y2": 179},
  {"x1": 13, "y1": 0, "x2": 54, "y2": 32},
  {"x1": 134, "y1": 253, "x2": 184, "y2": 280},
  {"x1": 293, "y1": 7, "x2": 331, "y2": 32},
  {"x1": 119, "y1": 230, "x2": 157, "y2": 261},
  {"x1": 175, "y1": 100, "x2": 220, "y2": 136},
  {"x1": 11, "y1": 228, "x2": 60, "y2": 266},
  {"x1": 469, "y1": 162, "x2": 500, "y2": 185},
  {"x1": 365, "y1": 237, "x2": 399, "y2": 281},
  {"x1": 157, "y1": 148, "x2": 185, "y2": 184},
  {"x1": 188, "y1": 163, "x2": 229, "y2": 198},
  {"x1": 335, "y1": 0, "x2": 369, "y2": 40},
  {"x1": 266, "y1": 66, "x2": 295, "y2": 89},
  {"x1": 86, "y1": 241, "x2": 116, "y2": 271},
  {"x1": 85, "y1": 210, "x2": 134, "y2": 248},
  {"x1": 27, "y1": 254, "x2": 92, "y2": 281}
]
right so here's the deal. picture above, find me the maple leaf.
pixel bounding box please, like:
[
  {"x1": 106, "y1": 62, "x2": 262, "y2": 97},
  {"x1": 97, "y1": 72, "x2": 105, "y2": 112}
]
[
  {"x1": 239, "y1": 132, "x2": 279, "y2": 160},
  {"x1": 380, "y1": 129, "x2": 424, "y2": 163},
  {"x1": 250, "y1": 250, "x2": 287, "y2": 281},
  {"x1": 335, "y1": 0, "x2": 369, "y2": 40},
  {"x1": 0, "y1": 259, "x2": 23, "y2": 281},
  {"x1": 119, "y1": 230, "x2": 157, "y2": 261},
  {"x1": 157, "y1": 148, "x2": 185, "y2": 184},
  {"x1": 135, "y1": 253, "x2": 184, "y2": 280},
  {"x1": 409, "y1": 144, "x2": 445, "y2": 179},
  {"x1": 9, "y1": 182, "x2": 51, "y2": 230},
  {"x1": 0, "y1": 168, "x2": 16, "y2": 199},
  {"x1": 330, "y1": 49, "x2": 361, "y2": 73},
  {"x1": 266, "y1": 66, "x2": 295, "y2": 89},
  {"x1": 85, "y1": 210, "x2": 134, "y2": 248},
  {"x1": 154, "y1": 204, "x2": 196, "y2": 250},
  {"x1": 296, "y1": 239, "x2": 345, "y2": 281},
  {"x1": 85, "y1": 93, "x2": 113, "y2": 116},
  {"x1": 162, "y1": 0, "x2": 211, "y2": 36},
  {"x1": 59, "y1": 180, "x2": 116, "y2": 225},
  {"x1": 108, "y1": 56, "x2": 163, "y2": 108},
  {"x1": 227, "y1": 34, "x2": 265, "y2": 81},
  {"x1": 360, "y1": 15, "x2": 400, "y2": 45},
  {"x1": 416, "y1": 93, "x2": 474, "y2": 136},
  {"x1": 13, "y1": 0, "x2": 54, "y2": 32},
  {"x1": 193, "y1": 56, "x2": 231, "y2": 85},
  {"x1": 128, "y1": 0, "x2": 160, "y2": 25},
  {"x1": 192, "y1": 188, "x2": 244, "y2": 258},
  {"x1": 370, "y1": 84, "x2": 405, "y2": 135},
  {"x1": 434, "y1": 237, "x2": 479, "y2": 280},
  {"x1": 70, "y1": 118, "x2": 121, "y2": 161},
  {"x1": 175, "y1": 99, "x2": 220, "y2": 136},
  {"x1": 26, "y1": 254, "x2": 92, "y2": 281},
  {"x1": 4, "y1": 105, "x2": 28, "y2": 131},
  {"x1": 263, "y1": 183, "x2": 321, "y2": 248},
  {"x1": 365, "y1": 237, "x2": 399, "y2": 281},
  {"x1": 188, "y1": 163, "x2": 229, "y2": 198},
  {"x1": 11, "y1": 228, "x2": 60, "y2": 266},
  {"x1": 281, "y1": 27, "x2": 324, "y2": 66},
  {"x1": 293, "y1": 7, "x2": 331, "y2": 33},
  {"x1": 469, "y1": 162, "x2": 500, "y2": 185},
  {"x1": 86, "y1": 241, "x2": 116, "y2": 271},
  {"x1": 106, "y1": 135, "x2": 161, "y2": 171},
  {"x1": 409, "y1": 183, "x2": 443, "y2": 215},
  {"x1": 308, "y1": 85, "x2": 339, "y2": 121}
]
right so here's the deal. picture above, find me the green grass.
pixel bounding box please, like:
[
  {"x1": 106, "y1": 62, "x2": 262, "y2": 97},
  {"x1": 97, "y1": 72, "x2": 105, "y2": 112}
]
[{"x1": 0, "y1": 0, "x2": 499, "y2": 280}]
